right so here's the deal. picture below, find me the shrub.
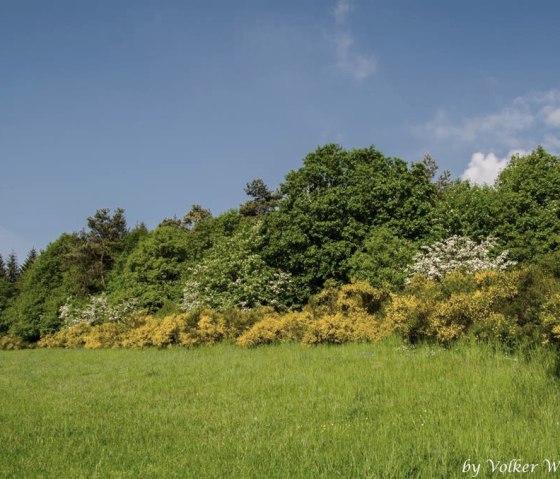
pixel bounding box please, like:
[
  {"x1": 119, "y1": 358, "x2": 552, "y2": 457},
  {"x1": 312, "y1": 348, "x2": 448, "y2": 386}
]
[
  {"x1": 430, "y1": 292, "x2": 491, "y2": 343},
  {"x1": 307, "y1": 280, "x2": 388, "y2": 317},
  {"x1": 237, "y1": 312, "x2": 312, "y2": 347},
  {"x1": 0, "y1": 335, "x2": 29, "y2": 350},
  {"x1": 409, "y1": 235, "x2": 515, "y2": 281},
  {"x1": 59, "y1": 294, "x2": 139, "y2": 327},
  {"x1": 82, "y1": 323, "x2": 128, "y2": 349},
  {"x1": 381, "y1": 294, "x2": 434, "y2": 343},
  {"x1": 335, "y1": 282, "x2": 388, "y2": 315},
  {"x1": 180, "y1": 221, "x2": 296, "y2": 312},
  {"x1": 38, "y1": 323, "x2": 93, "y2": 348},
  {"x1": 122, "y1": 315, "x2": 185, "y2": 349},
  {"x1": 302, "y1": 313, "x2": 380, "y2": 345},
  {"x1": 179, "y1": 311, "x2": 226, "y2": 347},
  {"x1": 470, "y1": 313, "x2": 523, "y2": 347},
  {"x1": 540, "y1": 294, "x2": 560, "y2": 346}
]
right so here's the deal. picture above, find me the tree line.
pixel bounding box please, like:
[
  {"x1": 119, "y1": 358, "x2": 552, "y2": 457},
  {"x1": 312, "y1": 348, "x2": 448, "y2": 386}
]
[{"x1": 2, "y1": 144, "x2": 560, "y2": 343}]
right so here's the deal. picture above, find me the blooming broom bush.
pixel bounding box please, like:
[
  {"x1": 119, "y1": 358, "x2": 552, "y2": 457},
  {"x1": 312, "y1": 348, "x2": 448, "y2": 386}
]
[
  {"x1": 302, "y1": 313, "x2": 381, "y2": 345},
  {"x1": 540, "y1": 294, "x2": 560, "y2": 346},
  {"x1": 31, "y1": 268, "x2": 560, "y2": 350},
  {"x1": 236, "y1": 312, "x2": 312, "y2": 347}
]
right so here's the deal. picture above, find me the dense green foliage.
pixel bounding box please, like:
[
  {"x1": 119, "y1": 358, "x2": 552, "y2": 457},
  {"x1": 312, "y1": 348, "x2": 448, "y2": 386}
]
[
  {"x1": 262, "y1": 144, "x2": 436, "y2": 295},
  {"x1": 2, "y1": 144, "x2": 560, "y2": 345},
  {"x1": 2, "y1": 342, "x2": 560, "y2": 478}
]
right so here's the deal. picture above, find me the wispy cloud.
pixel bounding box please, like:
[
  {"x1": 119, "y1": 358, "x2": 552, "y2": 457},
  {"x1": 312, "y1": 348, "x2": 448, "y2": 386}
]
[
  {"x1": 332, "y1": 0, "x2": 376, "y2": 81},
  {"x1": 333, "y1": 0, "x2": 352, "y2": 25},
  {"x1": 420, "y1": 90, "x2": 560, "y2": 151}
]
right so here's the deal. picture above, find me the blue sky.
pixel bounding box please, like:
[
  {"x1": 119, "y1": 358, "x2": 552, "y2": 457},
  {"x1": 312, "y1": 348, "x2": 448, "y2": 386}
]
[{"x1": 2, "y1": 0, "x2": 560, "y2": 259}]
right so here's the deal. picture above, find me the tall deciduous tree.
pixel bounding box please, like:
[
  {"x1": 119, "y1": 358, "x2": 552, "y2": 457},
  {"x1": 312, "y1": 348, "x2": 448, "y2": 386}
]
[
  {"x1": 262, "y1": 144, "x2": 436, "y2": 297},
  {"x1": 494, "y1": 147, "x2": 560, "y2": 261}
]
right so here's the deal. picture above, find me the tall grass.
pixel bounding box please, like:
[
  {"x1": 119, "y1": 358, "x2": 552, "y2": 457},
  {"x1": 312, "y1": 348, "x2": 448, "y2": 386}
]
[{"x1": 1, "y1": 340, "x2": 559, "y2": 478}]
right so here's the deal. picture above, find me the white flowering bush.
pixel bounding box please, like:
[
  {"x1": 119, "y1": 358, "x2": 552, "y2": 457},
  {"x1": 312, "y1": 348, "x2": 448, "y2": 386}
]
[
  {"x1": 408, "y1": 235, "x2": 516, "y2": 281},
  {"x1": 59, "y1": 294, "x2": 139, "y2": 327},
  {"x1": 180, "y1": 222, "x2": 296, "y2": 312}
]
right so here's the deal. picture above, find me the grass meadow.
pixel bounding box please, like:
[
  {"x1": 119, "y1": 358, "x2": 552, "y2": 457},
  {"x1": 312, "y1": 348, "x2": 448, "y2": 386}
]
[{"x1": 1, "y1": 340, "x2": 560, "y2": 478}]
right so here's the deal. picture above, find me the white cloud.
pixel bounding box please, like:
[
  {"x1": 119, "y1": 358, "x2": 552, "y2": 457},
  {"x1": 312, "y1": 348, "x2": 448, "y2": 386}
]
[
  {"x1": 332, "y1": 0, "x2": 376, "y2": 81},
  {"x1": 420, "y1": 89, "x2": 560, "y2": 152},
  {"x1": 462, "y1": 149, "x2": 529, "y2": 185}
]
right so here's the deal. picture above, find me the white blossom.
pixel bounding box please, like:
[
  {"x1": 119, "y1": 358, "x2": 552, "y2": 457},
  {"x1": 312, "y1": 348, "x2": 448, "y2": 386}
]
[
  {"x1": 59, "y1": 294, "x2": 139, "y2": 327},
  {"x1": 408, "y1": 235, "x2": 516, "y2": 281}
]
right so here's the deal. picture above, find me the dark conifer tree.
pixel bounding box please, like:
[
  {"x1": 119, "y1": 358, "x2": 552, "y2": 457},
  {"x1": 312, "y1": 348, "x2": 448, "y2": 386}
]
[
  {"x1": 20, "y1": 248, "x2": 38, "y2": 275},
  {"x1": 0, "y1": 254, "x2": 6, "y2": 280},
  {"x1": 6, "y1": 252, "x2": 19, "y2": 283}
]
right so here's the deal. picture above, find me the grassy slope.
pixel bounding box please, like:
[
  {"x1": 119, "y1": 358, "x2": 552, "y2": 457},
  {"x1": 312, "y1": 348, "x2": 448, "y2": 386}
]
[{"x1": 1, "y1": 341, "x2": 559, "y2": 478}]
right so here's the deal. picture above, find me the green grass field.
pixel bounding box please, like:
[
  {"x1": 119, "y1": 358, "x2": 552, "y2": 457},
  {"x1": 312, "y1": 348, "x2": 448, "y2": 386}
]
[{"x1": 1, "y1": 340, "x2": 560, "y2": 478}]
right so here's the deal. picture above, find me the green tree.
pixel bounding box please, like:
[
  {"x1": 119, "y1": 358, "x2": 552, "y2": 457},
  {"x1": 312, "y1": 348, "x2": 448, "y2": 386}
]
[
  {"x1": 0, "y1": 254, "x2": 6, "y2": 279},
  {"x1": 70, "y1": 208, "x2": 128, "y2": 295},
  {"x1": 421, "y1": 153, "x2": 438, "y2": 179},
  {"x1": 182, "y1": 204, "x2": 212, "y2": 230},
  {"x1": 0, "y1": 254, "x2": 13, "y2": 334},
  {"x1": 6, "y1": 253, "x2": 19, "y2": 283},
  {"x1": 239, "y1": 178, "x2": 281, "y2": 217},
  {"x1": 347, "y1": 226, "x2": 417, "y2": 290},
  {"x1": 494, "y1": 147, "x2": 560, "y2": 261},
  {"x1": 181, "y1": 220, "x2": 295, "y2": 311},
  {"x1": 432, "y1": 180, "x2": 498, "y2": 242},
  {"x1": 262, "y1": 144, "x2": 436, "y2": 297},
  {"x1": 114, "y1": 226, "x2": 199, "y2": 311},
  {"x1": 20, "y1": 248, "x2": 38, "y2": 276},
  {"x1": 3, "y1": 234, "x2": 80, "y2": 340}
]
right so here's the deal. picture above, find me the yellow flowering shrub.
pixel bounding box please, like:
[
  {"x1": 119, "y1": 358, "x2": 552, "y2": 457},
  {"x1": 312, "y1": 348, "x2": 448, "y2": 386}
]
[
  {"x1": 470, "y1": 312, "x2": 522, "y2": 346},
  {"x1": 179, "y1": 310, "x2": 226, "y2": 346},
  {"x1": 302, "y1": 312, "x2": 380, "y2": 345},
  {"x1": 220, "y1": 307, "x2": 272, "y2": 338},
  {"x1": 32, "y1": 268, "x2": 560, "y2": 350},
  {"x1": 540, "y1": 293, "x2": 560, "y2": 345},
  {"x1": 430, "y1": 292, "x2": 492, "y2": 343},
  {"x1": 236, "y1": 311, "x2": 312, "y2": 347},
  {"x1": 0, "y1": 335, "x2": 29, "y2": 350},
  {"x1": 335, "y1": 282, "x2": 387, "y2": 314},
  {"x1": 381, "y1": 294, "x2": 434, "y2": 343},
  {"x1": 82, "y1": 323, "x2": 127, "y2": 349},
  {"x1": 38, "y1": 323, "x2": 93, "y2": 348},
  {"x1": 307, "y1": 280, "x2": 388, "y2": 317},
  {"x1": 122, "y1": 315, "x2": 186, "y2": 348}
]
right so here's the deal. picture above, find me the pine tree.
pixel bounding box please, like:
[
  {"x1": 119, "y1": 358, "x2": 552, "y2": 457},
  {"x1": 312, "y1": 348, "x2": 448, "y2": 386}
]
[
  {"x1": 421, "y1": 153, "x2": 438, "y2": 179},
  {"x1": 0, "y1": 254, "x2": 6, "y2": 279},
  {"x1": 6, "y1": 252, "x2": 19, "y2": 282},
  {"x1": 240, "y1": 178, "x2": 281, "y2": 217},
  {"x1": 20, "y1": 248, "x2": 38, "y2": 275}
]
